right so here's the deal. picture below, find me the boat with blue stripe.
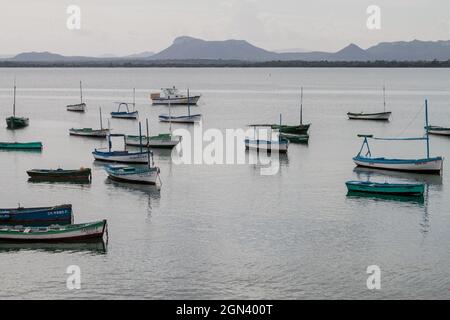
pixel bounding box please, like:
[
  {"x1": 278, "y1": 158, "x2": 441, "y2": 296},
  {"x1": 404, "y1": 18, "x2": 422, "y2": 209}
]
[
  {"x1": 0, "y1": 204, "x2": 73, "y2": 226},
  {"x1": 111, "y1": 89, "x2": 139, "y2": 119},
  {"x1": 93, "y1": 133, "x2": 150, "y2": 163}
]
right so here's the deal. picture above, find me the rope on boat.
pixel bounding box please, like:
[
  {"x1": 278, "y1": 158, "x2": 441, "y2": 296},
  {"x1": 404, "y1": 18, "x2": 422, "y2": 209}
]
[{"x1": 394, "y1": 103, "x2": 424, "y2": 139}]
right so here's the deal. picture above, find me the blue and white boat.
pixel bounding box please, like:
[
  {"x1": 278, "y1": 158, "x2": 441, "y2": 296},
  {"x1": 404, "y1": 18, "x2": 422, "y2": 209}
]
[
  {"x1": 0, "y1": 204, "x2": 73, "y2": 225},
  {"x1": 159, "y1": 88, "x2": 201, "y2": 123},
  {"x1": 93, "y1": 134, "x2": 149, "y2": 164},
  {"x1": 353, "y1": 100, "x2": 443, "y2": 174},
  {"x1": 111, "y1": 89, "x2": 138, "y2": 119}
]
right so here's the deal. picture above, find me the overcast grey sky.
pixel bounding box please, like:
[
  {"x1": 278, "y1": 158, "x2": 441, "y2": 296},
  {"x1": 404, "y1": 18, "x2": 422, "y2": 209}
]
[{"x1": 1, "y1": 0, "x2": 450, "y2": 56}]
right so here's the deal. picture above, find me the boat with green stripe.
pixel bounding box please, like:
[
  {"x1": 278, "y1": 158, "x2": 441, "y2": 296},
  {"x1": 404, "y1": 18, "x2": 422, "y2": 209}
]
[
  {"x1": 345, "y1": 181, "x2": 425, "y2": 196},
  {"x1": 0, "y1": 142, "x2": 43, "y2": 150}
]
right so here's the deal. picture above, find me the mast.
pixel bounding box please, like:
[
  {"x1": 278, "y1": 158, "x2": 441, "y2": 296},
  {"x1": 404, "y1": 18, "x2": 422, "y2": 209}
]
[
  {"x1": 300, "y1": 87, "x2": 303, "y2": 125},
  {"x1": 425, "y1": 99, "x2": 430, "y2": 159},
  {"x1": 80, "y1": 81, "x2": 83, "y2": 104},
  {"x1": 133, "y1": 88, "x2": 136, "y2": 111},
  {"x1": 146, "y1": 118, "x2": 149, "y2": 147},
  {"x1": 169, "y1": 97, "x2": 172, "y2": 134},
  {"x1": 383, "y1": 85, "x2": 386, "y2": 113},
  {"x1": 146, "y1": 119, "x2": 151, "y2": 168},
  {"x1": 139, "y1": 122, "x2": 143, "y2": 153},
  {"x1": 99, "y1": 107, "x2": 103, "y2": 130},
  {"x1": 187, "y1": 88, "x2": 191, "y2": 117},
  {"x1": 13, "y1": 79, "x2": 16, "y2": 117}
]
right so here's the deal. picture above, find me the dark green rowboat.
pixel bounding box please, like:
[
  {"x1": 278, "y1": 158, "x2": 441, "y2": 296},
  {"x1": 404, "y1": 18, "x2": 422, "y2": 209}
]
[
  {"x1": 280, "y1": 133, "x2": 309, "y2": 143},
  {"x1": 27, "y1": 168, "x2": 91, "y2": 182},
  {"x1": 0, "y1": 142, "x2": 43, "y2": 150},
  {"x1": 6, "y1": 116, "x2": 29, "y2": 129},
  {"x1": 346, "y1": 181, "x2": 425, "y2": 196}
]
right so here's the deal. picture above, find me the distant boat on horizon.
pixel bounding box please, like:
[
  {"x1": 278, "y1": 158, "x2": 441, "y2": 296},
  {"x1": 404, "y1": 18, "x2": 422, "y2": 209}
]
[{"x1": 347, "y1": 86, "x2": 391, "y2": 121}]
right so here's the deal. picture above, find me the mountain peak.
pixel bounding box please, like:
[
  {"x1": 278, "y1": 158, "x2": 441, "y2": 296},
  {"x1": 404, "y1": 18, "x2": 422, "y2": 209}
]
[{"x1": 173, "y1": 36, "x2": 203, "y2": 45}]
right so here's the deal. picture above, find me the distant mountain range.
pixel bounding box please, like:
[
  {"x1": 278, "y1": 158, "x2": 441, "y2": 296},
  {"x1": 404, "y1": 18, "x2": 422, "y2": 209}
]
[{"x1": 4, "y1": 37, "x2": 450, "y2": 62}]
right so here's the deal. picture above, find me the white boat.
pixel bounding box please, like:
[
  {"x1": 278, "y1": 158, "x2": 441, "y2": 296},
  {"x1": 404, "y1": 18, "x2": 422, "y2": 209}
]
[
  {"x1": 353, "y1": 100, "x2": 443, "y2": 174},
  {"x1": 245, "y1": 137, "x2": 289, "y2": 153},
  {"x1": 70, "y1": 107, "x2": 110, "y2": 137},
  {"x1": 104, "y1": 165, "x2": 160, "y2": 185},
  {"x1": 426, "y1": 126, "x2": 450, "y2": 136},
  {"x1": 0, "y1": 220, "x2": 107, "y2": 242},
  {"x1": 151, "y1": 86, "x2": 201, "y2": 105},
  {"x1": 92, "y1": 133, "x2": 149, "y2": 163},
  {"x1": 67, "y1": 81, "x2": 86, "y2": 112},
  {"x1": 348, "y1": 86, "x2": 391, "y2": 121},
  {"x1": 125, "y1": 134, "x2": 181, "y2": 149}
]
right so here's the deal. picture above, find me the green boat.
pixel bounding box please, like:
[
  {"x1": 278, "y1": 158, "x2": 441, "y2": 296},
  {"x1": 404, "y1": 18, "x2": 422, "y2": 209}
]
[
  {"x1": 6, "y1": 80, "x2": 29, "y2": 129},
  {"x1": 0, "y1": 142, "x2": 43, "y2": 150},
  {"x1": 345, "y1": 181, "x2": 425, "y2": 196},
  {"x1": 280, "y1": 133, "x2": 309, "y2": 143}
]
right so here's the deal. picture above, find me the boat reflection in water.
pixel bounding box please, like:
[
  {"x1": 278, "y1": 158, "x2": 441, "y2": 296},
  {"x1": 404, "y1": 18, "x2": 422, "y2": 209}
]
[
  {"x1": 0, "y1": 239, "x2": 107, "y2": 254},
  {"x1": 353, "y1": 167, "x2": 443, "y2": 187},
  {"x1": 346, "y1": 190, "x2": 425, "y2": 205}
]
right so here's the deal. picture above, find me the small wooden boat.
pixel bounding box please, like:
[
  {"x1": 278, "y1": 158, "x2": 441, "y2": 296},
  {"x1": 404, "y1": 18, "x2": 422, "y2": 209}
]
[
  {"x1": 280, "y1": 133, "x2": 309, "y2": 144},
  {"x1": 92, "y1": 133, "x2": 149, "y2": 163},
  {"x1": 426, "y1": 125, "x2": 450, "y2": 136},
  {"x1": 151, "y1": 86, "x2": 201, "y2": 105},
  {"x1": 353, "y1": 100, "x2": 443, "y2": 174},
  {"x1": 245, "y1": 136, "x2": 289, "y2": 153},
  {"x1": 159, "y1": 89, "x2": 201, "y2": 123},
  {"x1": 105, "y1": 165, "x2": 160, "y2": 185},
  {"x1": 348, "y1": 86, "x2": 391, "y2": 121},
  {"x1": 70, "y1": 107, "x2": 110, "y2": 137},
  {"x1": 125, "y1": 133, "x2": 181, "y2": 148},
  {"x1": 6, "y1": 80, "x2": 29, "y2": 129},
  {"x1": 0, "y1": 142, "x2": 43, "y2": 150},
  {"x1": 346, "y1": 181, "x2": 425, "y2": 196},
  {"x1": 0, "y1": 204, "x2": 73, "y2": 225},
  {"x1": 0, "y1": 220, "x2": 107, "y2": 242},
  {"x1": 66, "y1": 81, "x2": 86, "y2": 112},
  {"x1": 27, "y1": 168, "x2": 91, "y2": 182},
  {"x1": 111, "y1": 89, "x2": 138, "y2": 119}
]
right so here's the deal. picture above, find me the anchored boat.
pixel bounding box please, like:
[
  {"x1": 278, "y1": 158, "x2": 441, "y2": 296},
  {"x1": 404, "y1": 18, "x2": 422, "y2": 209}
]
[
  {"x1": 27, "y1": 168, "x2": 91, "y2": 182},
  {"x1": 348, "y1": 86, "x2": 391, "y2": 121},
  {"x1": 111, "y1": 88, "x2": 139, "y2": 119},
  {"x1": 272, "y1": 87, "x2": 311, "y2": 134},
  {"x1": 151, "y1": 86, "x2": 201, "y2": 105},
  {"x1": 426, "y1": 125, "x2": 450, "y2": 136},
  {"x1": 6, "y1": 79, "x2": 29, "y2": 129},
  {"x1": 353, "y1": 100, "x2": 443, "y2": 174},
  {"x1": 346, "y1": 181, "x2": 425, "y2": 196},
  {"x1": 159, "y1": 89, "x2": 201, "y2": 123},
  {"x1": 66, "y1": 81, "x2": 86, "y2": 112},
  {"x1": 126, "y1": 118, "x2": 180, "y2": 148},
  {"x1": 0, "y1": 142, "x2": 42, "y2": 150},
  {"x1": 0, "y1": 220, "x2": 108, "y2": 242},
  {"x1": 280, "y1": 133, "x2": 309, "y2": 144},
  {"x1": 70, "y1": 107, "x2": 110, "y2": 137},
  {"x1": 0, "y1": 204, "x2": 73, "y2": 225}
]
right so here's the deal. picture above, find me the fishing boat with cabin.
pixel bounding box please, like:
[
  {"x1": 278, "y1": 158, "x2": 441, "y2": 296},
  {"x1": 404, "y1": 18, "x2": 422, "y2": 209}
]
[
  {"x1": 66, "y1": 81, "x2": 86, "y2": 112},
  {"x1": 345, "y1": 181, "x2": 425, "y2": 196},
  {"x1": 347, "y1": 86, "x2": 391, "y2": 121},
  {"x1": 0, "y1": 142, "x2": 43, "y2": 150},
  {"x1": 0, "y1": 204, "x2": 73, "y2": 225},
  {"x1": 27, "y1": 168, "x2": 91, "y2": 182},
  {"x1": 69, "y1": 107, "x2": 110, "y2": 137},
  {"x1": 6, "y1": 80, "x2": 29, "y2": 129},
  {"x1": 151, "y1": 86, "x2": 201, "y2": 105},
  {"x1": 353, "y1": 100, "x2": 443, "y2": 174},
  {"x1": 0, "y1": 220, "x2": 108, "y2": 242}
]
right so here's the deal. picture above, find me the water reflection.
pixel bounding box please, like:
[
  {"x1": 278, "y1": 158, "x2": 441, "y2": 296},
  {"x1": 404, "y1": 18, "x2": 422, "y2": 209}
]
[
  {"x1": 353, "y1": 167, "x2": 443, "y2": 187},
  {"x1": 246, "y1": 150, "x2": 289, "y2": 174},
  {"x1": 0, "y1": 240, "x2": 107, "y2": 254},
  {"x1": 346, "y1": 190, "x2": 425, "y2": 205}
]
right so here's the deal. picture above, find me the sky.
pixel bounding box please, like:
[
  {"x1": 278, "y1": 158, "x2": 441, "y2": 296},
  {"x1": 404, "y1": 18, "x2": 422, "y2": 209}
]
[{"x1": 1, "y1": 0, "x2": 450, "y2": 56}]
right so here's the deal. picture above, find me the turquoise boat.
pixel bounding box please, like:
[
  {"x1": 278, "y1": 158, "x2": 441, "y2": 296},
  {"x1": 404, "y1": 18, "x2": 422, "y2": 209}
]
[
  {"x1": 345, "y1": 181, "x2": 425, "y2": 196},
  {"x1": 0, "y1": 142, "x2": 43, "y2": 150}
]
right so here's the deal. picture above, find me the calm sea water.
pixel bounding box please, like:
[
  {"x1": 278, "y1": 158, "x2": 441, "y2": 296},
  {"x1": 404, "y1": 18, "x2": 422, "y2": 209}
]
[{"x1": 0, "y1": 68, "x2": 450, "y2": 299}]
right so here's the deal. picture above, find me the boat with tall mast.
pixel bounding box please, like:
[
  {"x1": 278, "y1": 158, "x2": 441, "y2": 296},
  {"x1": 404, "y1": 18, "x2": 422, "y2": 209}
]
[
  {"x1": 69, "y1": 107, "x2": 111, "y2": 137},
  {"x1": 347, "y1": 85, "x2": 391, "y2": 120},
  {"x1": 159, "y1": 89, "x2": 201, "y2": 123},
  {"x1": 111, "y1": 88, "x2": 139, "y2": 119},
  {"x1": 353, "y1": 99, "x2": 443, "y2": 173},
  {"x1": 66, "y1": 81, "x2": 86, "y2": 112},
  {"x1": 6, "y1": 79, "x2": 29, "y2": 129}
]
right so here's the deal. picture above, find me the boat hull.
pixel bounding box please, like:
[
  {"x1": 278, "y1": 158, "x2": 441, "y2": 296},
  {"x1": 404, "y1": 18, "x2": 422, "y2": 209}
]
[
  {"x1": 6, "y1": 117, "x2": 29, "y2": 129},
  {"x1": 347, "y1": 112, "x2": 391, "y2": 120},
  {"x1": 111, "y1": 111, "x2": 138, "y2": 119},
  {"x1": 159, "y1": 114, "x2": 202, "y2": 123},
  {"x1": 426, "y1": 126, "x2": 450, "y2": 136},
  {"x1": 271, "y1": 124, "x2": 310, "y2": 134},
  {"x1": 105, "y1": 166, "x2": 159, "y2": 185},
  {"x1": 69, "y1": 128, "x2": 110, "y2": 137},
  {"x1": 0, "y1": 142, "x2": 43, "y2": 150},
  {"x1": 245, "y1": 139, "x2": 289, "y2": 153},
  {"x1": 346, "y1": 181, "x2": 424, "y2": 196},
  {"x1": 66, "y1": 103, "x2": 86, "y2": 112},
  {"x1": 280, "y1": 133, "x2": 309, "y2": 144},
  {"x1": 27, "y1": 168, "x2": 91, "y2": 182},
  {"x1": 152, "y1": 95, "x2": 200, "y2": 105},
  {"x1": 0, "y1": 204, "x2": 73, "y2": 225},
  {"x1": 125, "y1": 135, "x2": 180, "y2": 148},
  {"x1": 92, "y1": 150, "x2": 149, "y2": 163},
  {"x1": 353, "y1": 156, "x2": 443, "y2": 173},
  {"x1": 0, "y1": 220, "x2": 107, "y2": 242}
]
